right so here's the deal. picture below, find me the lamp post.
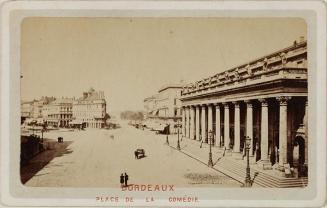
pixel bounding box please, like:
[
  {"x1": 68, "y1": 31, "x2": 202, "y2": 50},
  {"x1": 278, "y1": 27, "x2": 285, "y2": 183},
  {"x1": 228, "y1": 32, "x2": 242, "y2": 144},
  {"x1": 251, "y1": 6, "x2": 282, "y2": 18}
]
[
  {"x1": 166, "y1": 124, "x2": 169, "y2": 145},
  {"x1": 244, "y1": 136, "x2": 252, "y2": 187},
  {"x1": 208, "y1": 130, "x2": 214, "y2": 167},
  {"x1": 176, "y1": 121, "x2": 182, "y2": 150},
  {"x1": 41, "y1": 129, "x2": 44, "y2": 143}
]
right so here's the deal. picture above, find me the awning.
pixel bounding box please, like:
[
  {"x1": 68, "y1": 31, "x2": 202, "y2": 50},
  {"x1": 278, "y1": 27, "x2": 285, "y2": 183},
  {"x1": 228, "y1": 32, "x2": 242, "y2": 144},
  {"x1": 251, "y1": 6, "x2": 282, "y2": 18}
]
[
  {"x1": 70, "y1": 120, "x2": 83, "y2": 125},
  {"x1": 154, "y1": 124, "x2": 165, "y2": 131},
  {"x1": 24, "y1": 118, "x2": 37, "y2": 124},
  {"x1": 27, "y1": 125, "x2": 42, "y2": 130},
  {"x1": 37, "y1": 118, "x2": 44, "y2": 124}
]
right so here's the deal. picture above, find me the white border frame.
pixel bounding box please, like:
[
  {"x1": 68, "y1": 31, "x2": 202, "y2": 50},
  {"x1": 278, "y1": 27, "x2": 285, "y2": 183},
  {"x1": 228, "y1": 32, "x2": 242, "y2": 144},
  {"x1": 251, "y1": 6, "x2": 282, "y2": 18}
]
[{"x1": 0, "y1": 1, "x2": 326, "y2": 207}]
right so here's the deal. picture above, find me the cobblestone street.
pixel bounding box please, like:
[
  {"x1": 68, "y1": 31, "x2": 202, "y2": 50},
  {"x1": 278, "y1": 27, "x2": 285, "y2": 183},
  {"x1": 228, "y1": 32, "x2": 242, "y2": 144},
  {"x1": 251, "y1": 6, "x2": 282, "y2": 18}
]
[{"x1": 23, "y1": 122, "x2": 241, "y2": 187}]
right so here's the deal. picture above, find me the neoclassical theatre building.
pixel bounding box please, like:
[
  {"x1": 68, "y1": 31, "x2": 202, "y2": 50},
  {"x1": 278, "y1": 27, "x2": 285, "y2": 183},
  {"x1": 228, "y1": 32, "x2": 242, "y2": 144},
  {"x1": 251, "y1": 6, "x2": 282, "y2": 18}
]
[{"x1": 180, "y1": 40, "x2": 308, "y2": 175}]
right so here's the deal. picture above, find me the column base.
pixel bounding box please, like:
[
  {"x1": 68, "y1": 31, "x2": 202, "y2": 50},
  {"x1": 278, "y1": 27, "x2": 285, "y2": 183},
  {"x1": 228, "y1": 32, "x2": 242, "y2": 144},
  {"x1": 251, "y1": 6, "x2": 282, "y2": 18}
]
[
  {"x1": 224, "y1": 149, "x2": 232, "y2": 157},
  {"x1": 272, "y1": 163, "x2": 279, "y2": 170},
  {"x1": 249, "y1": 155, "x2": 256, "y2": 164},
  {"x1": 274, "y1": 163, "x2": 293, "y2": 178},
  {"x1": 232, "y1": 152, "x2": 243, "y2": 159},
  {"x1": 257, "y1": 159, "x2": 272, "y2": 170},
  {"x1": 300, "y1": 164, "x2": 308, "y2": 177}
]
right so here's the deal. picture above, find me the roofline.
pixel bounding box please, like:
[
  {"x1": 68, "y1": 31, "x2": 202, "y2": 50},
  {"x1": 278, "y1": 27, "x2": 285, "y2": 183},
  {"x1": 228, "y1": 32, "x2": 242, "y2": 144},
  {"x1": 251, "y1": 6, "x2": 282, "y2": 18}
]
[
  {"x1": 158, "y1": 86, "x2": 182, "y2": 93},
  {"x1": 184, "y1": 40, "x2": 307, "y2": 87}
]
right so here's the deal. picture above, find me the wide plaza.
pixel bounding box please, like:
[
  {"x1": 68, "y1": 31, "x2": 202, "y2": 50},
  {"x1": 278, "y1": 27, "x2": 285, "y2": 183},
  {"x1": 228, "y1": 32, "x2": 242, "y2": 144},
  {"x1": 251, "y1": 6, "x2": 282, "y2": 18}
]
[{"x1": 22, "y1": 122, "x2": 241, "y2": 188}]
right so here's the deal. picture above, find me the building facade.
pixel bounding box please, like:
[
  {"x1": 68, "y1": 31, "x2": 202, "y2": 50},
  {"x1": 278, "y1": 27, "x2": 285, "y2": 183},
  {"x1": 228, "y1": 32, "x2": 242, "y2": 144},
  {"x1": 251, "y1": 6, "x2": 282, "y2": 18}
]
[
  {"x1": 72, "y1": 88, "x2": 107, "y2": 128},
  {"x1": 144, "y1": 83, "x2": 183, "y2": 133},
  {"x1": 143, "y1": 95, "x2": 157, "y2": 119},
  {"x1": 43, "y1": 98, "x2": 73, "y2": 127},
  {"x1": 32, "y1": 97, "x2": 55, "y2": 119},
  {"x1": 180, "y1": 40, "x2": 308, "y2": 176},
  {"x1": 21, "y1": 101, "x2": 34, "y2": 118}
]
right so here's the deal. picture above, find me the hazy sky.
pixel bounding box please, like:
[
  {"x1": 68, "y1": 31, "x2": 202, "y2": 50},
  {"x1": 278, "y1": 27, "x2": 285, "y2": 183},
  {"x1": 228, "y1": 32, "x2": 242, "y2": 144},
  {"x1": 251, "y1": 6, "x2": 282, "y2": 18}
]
[{"x1": 21, "y1": 17, "x2": 306, "y2": 113}]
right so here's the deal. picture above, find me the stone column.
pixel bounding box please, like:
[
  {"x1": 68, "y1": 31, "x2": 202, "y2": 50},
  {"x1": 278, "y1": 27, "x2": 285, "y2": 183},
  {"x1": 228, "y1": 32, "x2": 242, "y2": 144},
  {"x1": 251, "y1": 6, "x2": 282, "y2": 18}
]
[
  {"x1": 182, "y1": 107, "x2": 185, "y2": 137},
  {"x1": 208, "y1": 104, "x2": 213, "y2": 137},
  {"x1": 201, "y1": 105, "x2": 206, "y2": 142},
  {"x1": 224, "y1": 103, "x2": 230, "y2": 149},
  {"x1": 195, "y1": 105, "x2": 200, "y2": 140},
  {"x1": 304, "y1": 99, "x2": 308, "y2": 169},
  {"x1": 277, "y1": 96, "x2": 291, "y2": 167},
  {"x1": 245, "y1": 100, "x2": 254, "y2": 156},
  {"x1": 185, "y1": 107, "x2": 190, "y2": 138},
  {"x1": 190, "y1": 106, "x2": 195, "y2": 140},
  {"x1": 233, "y1": 101, "x2": 241, "y2": 153},
  {"x1": 259, "y1": 98, "x2": 271, "y2": 168},
  {"x1": 215, "y1": 104, "x2": 221, "y2": 147}
]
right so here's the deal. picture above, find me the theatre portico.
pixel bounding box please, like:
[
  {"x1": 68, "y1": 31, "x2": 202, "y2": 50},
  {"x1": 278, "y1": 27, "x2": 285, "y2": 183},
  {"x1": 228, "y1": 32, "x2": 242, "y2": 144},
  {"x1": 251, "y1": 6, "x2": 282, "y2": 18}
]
[{"x1": 180, "y1": 40, "x2": 308, "y2": 177}]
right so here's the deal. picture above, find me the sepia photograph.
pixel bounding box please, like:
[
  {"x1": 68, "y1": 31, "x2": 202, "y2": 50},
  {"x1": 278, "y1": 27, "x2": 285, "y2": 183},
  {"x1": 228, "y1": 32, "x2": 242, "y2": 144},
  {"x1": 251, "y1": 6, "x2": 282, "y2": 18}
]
[
  {"x1": 20, "y1": 17, "x2": 308, "y2": 189},
  {"x1": 0, "y1": 1, "x2": 326, "y2": 207}
]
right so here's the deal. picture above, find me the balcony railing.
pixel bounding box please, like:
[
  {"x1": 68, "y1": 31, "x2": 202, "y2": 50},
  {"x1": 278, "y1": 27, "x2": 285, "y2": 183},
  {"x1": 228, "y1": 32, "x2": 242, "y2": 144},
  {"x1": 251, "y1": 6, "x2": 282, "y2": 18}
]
[{"x1": 181, "y1": 41, "x2": 307, "y2": 97}]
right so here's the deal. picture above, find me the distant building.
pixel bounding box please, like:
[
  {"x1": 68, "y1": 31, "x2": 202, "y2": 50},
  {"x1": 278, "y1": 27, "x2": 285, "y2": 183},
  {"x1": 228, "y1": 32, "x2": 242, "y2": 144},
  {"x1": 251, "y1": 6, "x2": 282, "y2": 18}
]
[
  {"x1": 143, "y1": 83, "x2": 183, "y2": 133},
  {"x1": 143, "y1": 95, "x2": 157, "y2": 119},
  {"x1": 43, "y1": 98, "x2": 73, "y2": 127},
  {"x1": 32, "y1": 96, "x2": 55, "y2": 119},
  {"x1": 21, "y1": 101, "x2": 34, "y2": 118},
  {"x1": 72, "y1": 88, "x2": 107, "y2": 128},
  {"x1": 21, "y1": 101, "x2": 34, "y2": 123}
]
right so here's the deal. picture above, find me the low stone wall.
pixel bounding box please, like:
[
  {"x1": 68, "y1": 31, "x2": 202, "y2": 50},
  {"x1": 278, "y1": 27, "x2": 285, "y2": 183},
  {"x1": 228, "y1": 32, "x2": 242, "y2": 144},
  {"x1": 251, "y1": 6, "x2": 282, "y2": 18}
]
[{"x1": 21, "y1": 135, "x2": 43, "y2": 165}]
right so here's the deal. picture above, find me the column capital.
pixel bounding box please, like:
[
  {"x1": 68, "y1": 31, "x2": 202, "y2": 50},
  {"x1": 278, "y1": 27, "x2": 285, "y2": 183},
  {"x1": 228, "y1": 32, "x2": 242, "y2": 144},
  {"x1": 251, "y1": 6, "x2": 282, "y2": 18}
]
[
  {"x1": 276, "y1": 96, "x2": 291, "y2": 105},
  {"x1": 223, "y1": 102, "x2": 229, "y2": 108},
  {"x1": 215, "y1": 103, "x2": 221, "y2": 108},
  {"x1": 244, "y1": 100, "x2": 253, "y2": 107},
  {"x1": 232, "y1": 101, "x2": 240, "y2": 107},
  {"x1": 258, "y1": 98, "x2": 269, "y2": 107}
]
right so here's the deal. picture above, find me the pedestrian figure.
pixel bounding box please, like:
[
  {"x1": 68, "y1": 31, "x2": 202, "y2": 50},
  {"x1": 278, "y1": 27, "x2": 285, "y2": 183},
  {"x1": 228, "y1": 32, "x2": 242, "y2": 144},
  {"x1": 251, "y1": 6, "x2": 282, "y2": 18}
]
[
  {"x1": 223, "y1": 146, "x2": 227, "y2": 157},
  {"x1": 124, "y1": 173, "x2": 129, "y2": 187},
  {"x1": 200, "y1": 140, "x2": 203, "y2": 148},
  {"x1": 120, "y1": 173, "x2": 124, "y2": 187},
  {"x1": 134, "y1": 151, "x2": 138, "y2": 159}
]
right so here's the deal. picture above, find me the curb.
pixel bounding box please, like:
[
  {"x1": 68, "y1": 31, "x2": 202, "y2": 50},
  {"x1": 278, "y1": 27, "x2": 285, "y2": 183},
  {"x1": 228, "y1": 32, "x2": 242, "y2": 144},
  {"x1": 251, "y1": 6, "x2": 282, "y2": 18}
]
[{"x1": 167, "y1": 144, "x2": 244, "y2": 186}]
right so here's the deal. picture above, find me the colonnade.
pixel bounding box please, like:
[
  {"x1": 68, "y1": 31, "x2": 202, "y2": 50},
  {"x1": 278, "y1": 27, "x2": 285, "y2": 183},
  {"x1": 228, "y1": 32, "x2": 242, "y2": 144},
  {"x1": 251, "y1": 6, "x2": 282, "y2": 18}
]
[{"x1": 181, "y1": 96, "x2": 308, "y2": 168}]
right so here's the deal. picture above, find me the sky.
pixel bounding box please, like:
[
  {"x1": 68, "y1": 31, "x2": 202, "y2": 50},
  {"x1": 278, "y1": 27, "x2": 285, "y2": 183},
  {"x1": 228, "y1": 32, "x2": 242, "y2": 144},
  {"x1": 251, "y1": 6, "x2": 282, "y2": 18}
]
[{"x1": 21, "y1": 17, "x2": 306, "y2": 113}]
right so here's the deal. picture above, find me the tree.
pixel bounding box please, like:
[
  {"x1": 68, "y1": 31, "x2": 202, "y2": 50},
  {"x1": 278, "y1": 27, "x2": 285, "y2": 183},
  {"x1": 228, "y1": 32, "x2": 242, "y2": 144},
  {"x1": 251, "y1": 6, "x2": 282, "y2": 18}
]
[{"x1": 120, "y1": 111, "x2": 144, "y2": 120}]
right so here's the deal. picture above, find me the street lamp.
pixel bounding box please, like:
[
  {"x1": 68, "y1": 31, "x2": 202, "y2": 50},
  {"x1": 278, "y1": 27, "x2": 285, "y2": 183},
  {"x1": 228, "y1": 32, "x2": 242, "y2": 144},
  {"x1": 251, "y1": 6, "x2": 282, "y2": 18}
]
[
  {"x1": 165, "y1": 124, "x2": 169, "y2": 145},
  {"x1": 208, "y1": 130, "x2": 214, "y2": 167},
  {"x1": 244, "y1": 136, "x2": 252, "y2": 187},
  {"x1": 176, "y1": 121, "x2": 182, "y2": 150},
  {"x1": 41, "y1": 128, "x2": 44, "y2": 143}
]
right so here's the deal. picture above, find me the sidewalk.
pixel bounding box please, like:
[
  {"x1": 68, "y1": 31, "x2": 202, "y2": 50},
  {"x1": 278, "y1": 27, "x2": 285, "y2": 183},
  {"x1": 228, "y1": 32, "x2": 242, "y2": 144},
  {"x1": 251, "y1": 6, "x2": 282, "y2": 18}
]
[
  {"x1": 165, "y1": 134, "x2": 246, "y2": 185},
  {"x1": 21, "y1": 138, "x2": 73, "y2": 184},
  {"x1": 163, "y1": 134, "x2": 308, "y2": 188}
]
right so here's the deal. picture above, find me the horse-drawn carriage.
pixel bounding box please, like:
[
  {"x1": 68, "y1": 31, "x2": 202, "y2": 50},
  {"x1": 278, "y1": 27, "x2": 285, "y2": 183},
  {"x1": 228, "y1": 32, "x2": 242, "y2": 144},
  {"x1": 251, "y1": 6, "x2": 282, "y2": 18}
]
[{"x1": 134, "y1": 148, "x2": 145, "y2": 159}]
